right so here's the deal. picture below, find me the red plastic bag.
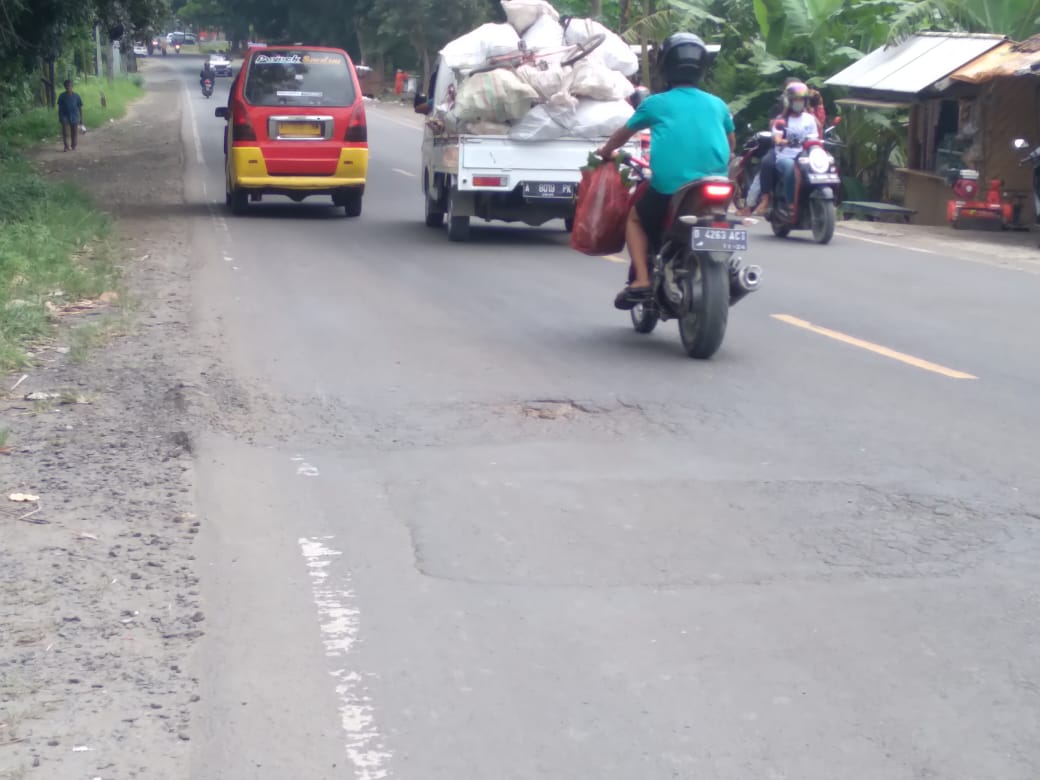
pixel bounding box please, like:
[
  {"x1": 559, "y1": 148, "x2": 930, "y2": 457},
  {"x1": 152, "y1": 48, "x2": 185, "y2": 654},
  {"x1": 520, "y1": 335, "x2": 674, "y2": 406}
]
[{"x1": 570, "y1": 162, "x2": 631, "y2": 256}]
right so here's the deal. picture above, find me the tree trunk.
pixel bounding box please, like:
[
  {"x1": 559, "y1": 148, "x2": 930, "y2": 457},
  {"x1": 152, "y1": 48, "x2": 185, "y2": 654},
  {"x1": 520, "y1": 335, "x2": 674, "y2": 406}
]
[
  {"x1": 619, "y1": 0, "x2": 631, "y2": 30},
  {"x1": 640, "y1": 0, "x2": 652, "y2": 88},
  {"x1": 589, "y1": 0, "x2": 603, "y2": 18}
]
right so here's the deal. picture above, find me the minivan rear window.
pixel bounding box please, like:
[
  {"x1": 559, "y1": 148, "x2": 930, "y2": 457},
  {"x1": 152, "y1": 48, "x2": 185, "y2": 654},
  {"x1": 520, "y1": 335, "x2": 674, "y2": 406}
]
[{"x1": 244, "y1": 50, "x2": 356, "y2": 107}]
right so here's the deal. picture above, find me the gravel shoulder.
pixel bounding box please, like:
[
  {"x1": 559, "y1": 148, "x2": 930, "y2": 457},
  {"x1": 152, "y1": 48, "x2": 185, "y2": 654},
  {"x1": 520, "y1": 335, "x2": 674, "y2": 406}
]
[{"x1": 0, "y1": 63, "x2": 205, "y2": 779}]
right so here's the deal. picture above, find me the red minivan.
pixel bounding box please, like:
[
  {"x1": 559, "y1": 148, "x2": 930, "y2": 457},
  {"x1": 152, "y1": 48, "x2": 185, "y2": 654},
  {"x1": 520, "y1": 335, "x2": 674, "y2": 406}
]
[{"x1": 216, "y1": 46, "x2": 369, "y2": 217}]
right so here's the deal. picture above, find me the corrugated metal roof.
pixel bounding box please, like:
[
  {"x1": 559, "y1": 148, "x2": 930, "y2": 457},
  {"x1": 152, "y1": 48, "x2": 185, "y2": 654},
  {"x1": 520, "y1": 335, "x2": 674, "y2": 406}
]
[
  {"x1": 825, "y1": 32, "x2": 1006, "y2": 95},
  {"x1": 950, "y1": 36, "x2": 1040, "y2": 83}
]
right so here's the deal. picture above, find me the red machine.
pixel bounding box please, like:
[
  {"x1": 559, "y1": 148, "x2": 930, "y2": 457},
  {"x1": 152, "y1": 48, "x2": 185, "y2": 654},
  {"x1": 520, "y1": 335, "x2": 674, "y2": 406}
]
[{"x1": 946, "y1": 168, "x2": 1013, "y2": 229}]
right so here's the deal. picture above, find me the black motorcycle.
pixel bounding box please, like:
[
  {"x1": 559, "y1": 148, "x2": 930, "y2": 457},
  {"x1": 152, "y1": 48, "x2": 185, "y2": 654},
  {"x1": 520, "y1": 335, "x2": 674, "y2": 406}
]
[
  {"x1": 766, "y1": 122, "x2": 840, "y2": 245},
  {"x1": 619, "y1": 153, "x2": 762, "y2": 359},
  {"x1": 731, "y1": 128, "x2": 774, "y2": 211},
  {"x1": 201, "y1": 78, "x2": 214, "y2": 98},
  {"x1": 1012, "y1": 137, "x2": 1040, "y2": 240}
]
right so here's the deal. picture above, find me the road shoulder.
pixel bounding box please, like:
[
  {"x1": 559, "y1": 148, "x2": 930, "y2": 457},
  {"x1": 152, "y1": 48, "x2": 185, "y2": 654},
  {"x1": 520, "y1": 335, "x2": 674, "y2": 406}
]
[{"x1": 0, "y1": 63, "x2": 203, "y2": 779}]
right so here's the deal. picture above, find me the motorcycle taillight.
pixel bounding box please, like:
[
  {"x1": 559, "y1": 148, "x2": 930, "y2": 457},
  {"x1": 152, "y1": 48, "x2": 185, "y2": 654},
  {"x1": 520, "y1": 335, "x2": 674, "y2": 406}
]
[{"x1": 703, "y1": 183, "x2": 734, "y2": 201}]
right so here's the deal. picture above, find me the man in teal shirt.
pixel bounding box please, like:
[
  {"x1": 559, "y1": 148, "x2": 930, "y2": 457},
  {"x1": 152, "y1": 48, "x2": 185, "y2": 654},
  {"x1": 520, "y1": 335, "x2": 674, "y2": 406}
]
[{"x1": 598, "y1": 33, "x2": 735, "y2": 309}]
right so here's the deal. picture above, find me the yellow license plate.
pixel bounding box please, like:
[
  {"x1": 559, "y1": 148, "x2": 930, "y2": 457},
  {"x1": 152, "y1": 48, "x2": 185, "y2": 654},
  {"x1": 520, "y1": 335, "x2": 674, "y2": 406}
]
[{"x1": 279, "y1": 122, "x2": 322, "y2": 138}]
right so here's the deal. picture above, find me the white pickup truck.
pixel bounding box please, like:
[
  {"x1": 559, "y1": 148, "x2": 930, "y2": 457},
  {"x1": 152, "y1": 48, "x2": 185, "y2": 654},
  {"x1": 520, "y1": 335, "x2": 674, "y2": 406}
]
[{"x1": 418, "y1": 58, "x2": 640, "y2": 242}]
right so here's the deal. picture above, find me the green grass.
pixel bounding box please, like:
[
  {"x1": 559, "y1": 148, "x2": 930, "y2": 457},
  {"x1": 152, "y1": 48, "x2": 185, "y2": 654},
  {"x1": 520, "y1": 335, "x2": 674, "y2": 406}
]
[
  {"x1": 0, "y1": 76, "x2": 144, "y2": 149},
  {"x1": 0, "y1": 77, "x2": 139, "y2": 369}
]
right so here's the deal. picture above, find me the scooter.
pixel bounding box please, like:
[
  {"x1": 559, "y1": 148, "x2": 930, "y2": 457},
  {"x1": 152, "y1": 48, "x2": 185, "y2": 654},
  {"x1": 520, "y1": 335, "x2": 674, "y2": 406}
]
[
  {"x1": 201, "y1": 78, "x2": 214, "y2": 98},
  {"x1": 765, "y1": 121, "x2": 841, "y2": 245},
  {"x1": 1012, "y1": 138, "x2": 1040, "y2": 240},
  {"x1": 174, "y1": 43, "x2": 181, "y2": 55}
]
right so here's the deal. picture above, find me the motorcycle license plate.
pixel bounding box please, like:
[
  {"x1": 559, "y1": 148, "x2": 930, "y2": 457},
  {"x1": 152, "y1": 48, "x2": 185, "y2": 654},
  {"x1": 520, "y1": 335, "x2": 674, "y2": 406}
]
[
  {"x1": 278, "y1": 121, "x2": 323, "y2": 138},
  {"x1": 523, "y1": 181, "x2": 575, "y2": 200},
  {"x1": 691, "y1": 227, "x2": 748, "y2": 252},
  {"x1": 808, "y1": 173, "x2": 840, "y2": 184}
]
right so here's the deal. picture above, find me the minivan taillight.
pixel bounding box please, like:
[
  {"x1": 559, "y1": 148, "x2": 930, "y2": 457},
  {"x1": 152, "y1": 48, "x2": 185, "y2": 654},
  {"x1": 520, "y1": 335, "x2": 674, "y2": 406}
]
[
  {"x1": 345, "y1": 104, "x2": 367, "y2": 143},
  {"x1": 233, "y1": 121, "x2": 256, "y2": 142}
]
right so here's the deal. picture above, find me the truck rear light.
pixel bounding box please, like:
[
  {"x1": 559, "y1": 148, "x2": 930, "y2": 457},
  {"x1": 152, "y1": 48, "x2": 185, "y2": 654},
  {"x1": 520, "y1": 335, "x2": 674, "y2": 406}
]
[
  {"x1": 473, "y1": 176, "x2": 505, "y2": 187},
  {"x1": 703, "y1": 183, "x2": 733, "y2": 201},
  {"x1": 345, "y1": 104, "x2": 367, "y2": 142}
]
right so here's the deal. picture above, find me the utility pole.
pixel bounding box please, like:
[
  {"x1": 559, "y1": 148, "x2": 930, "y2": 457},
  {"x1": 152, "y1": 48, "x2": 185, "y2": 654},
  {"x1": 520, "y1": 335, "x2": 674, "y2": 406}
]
[{"x1": 95, "y1": 25, "x2": 103, "y2": 78}]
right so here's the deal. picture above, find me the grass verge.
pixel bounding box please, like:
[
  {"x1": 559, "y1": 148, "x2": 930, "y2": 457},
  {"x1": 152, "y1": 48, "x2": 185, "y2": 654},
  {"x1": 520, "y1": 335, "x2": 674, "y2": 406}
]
[
  {"x1": 0, "y1": 75, "x2": 140, "y2": 370},
  {"x1": 0, "y1": 75, "x2": 144, "y2": 149}
]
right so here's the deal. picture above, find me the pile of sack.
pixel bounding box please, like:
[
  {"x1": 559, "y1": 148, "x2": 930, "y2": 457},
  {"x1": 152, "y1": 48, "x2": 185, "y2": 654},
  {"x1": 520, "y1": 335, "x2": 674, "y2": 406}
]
[{"x1": 436, "y1": 0, "x2": 640, "y2": 141}]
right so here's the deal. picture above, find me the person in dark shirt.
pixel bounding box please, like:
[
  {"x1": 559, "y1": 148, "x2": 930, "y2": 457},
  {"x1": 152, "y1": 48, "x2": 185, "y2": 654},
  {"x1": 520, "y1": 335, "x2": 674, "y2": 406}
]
[{"x1": 57, "y1": 80, "x2": 84, "y2": 151}]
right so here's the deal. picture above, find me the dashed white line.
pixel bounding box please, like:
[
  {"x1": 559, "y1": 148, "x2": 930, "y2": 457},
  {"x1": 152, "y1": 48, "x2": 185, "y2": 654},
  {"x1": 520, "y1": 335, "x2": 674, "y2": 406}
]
[
  {"x1": 299, "y1": 537, "x2": 391, "y2": 779},
  {"x1": 391, "y1": 168, "x2": 416, "y2": 178}
]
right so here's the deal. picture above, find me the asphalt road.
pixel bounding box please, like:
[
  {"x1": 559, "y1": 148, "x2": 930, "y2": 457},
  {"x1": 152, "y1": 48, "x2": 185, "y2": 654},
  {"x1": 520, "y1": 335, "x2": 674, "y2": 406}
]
[{"x1": 165, "y1": 58, "x2": 1040, "y2": 779}]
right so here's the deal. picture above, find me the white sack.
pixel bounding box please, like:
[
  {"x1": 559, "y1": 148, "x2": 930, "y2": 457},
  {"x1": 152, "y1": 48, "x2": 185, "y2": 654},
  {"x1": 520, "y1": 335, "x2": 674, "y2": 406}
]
[
  {"x1": 509, "y1": 104, "x2": 567, "y2": 141},
  {"x1": 521, "y1": 13, "x2": 564, "y2": 51},
  {"x1": 569, "y1": 58, "x2": 634, "y2": 101},
  {"x1": 563, "y1": 18, "x2": 639, "y2": 76},
  {"x1": 502, "y1": 0, "x2": 560, "y2": 34},
  {"x1": 455, "y1": 69, "x2": 539, "y2": 122},
  {"x1": 562, "y1": 98, "x2": 634, "y2": 139},
  {"x1": 516, "y1": 62, "x2": 570, "y2": 101},
  {"x1": 440, "y1": 23, "x2": 520, "y2": 69}
]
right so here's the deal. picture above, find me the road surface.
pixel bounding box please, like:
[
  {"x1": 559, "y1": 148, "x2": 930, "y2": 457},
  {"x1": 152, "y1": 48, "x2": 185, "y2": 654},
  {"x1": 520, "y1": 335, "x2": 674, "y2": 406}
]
[{"x1": 165, "y1": 60, "x2": 1040, "y2": 779}]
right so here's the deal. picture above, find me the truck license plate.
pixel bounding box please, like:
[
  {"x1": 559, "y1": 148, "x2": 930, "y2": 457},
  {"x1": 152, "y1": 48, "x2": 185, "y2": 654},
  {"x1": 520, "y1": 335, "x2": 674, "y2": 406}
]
[
  {"x1": 523, "y1": 181, "x2": 575, "y2": 200},
  {"x1": 691, "y1": 227, "x2": 748, "y2": 252}
]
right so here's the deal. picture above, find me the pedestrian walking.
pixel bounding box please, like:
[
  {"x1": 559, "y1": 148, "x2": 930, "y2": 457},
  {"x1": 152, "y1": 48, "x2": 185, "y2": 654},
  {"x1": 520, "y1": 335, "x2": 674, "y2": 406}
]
[{"x1": 57, "y1": 79, "x2": 84, "y2": 152}]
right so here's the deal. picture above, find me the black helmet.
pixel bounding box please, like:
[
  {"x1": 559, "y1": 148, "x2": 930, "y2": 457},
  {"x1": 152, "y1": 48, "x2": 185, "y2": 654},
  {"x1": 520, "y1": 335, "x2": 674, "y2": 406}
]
[{"x1": 660, "y1": 32, "x2": 708, "y2": 87}]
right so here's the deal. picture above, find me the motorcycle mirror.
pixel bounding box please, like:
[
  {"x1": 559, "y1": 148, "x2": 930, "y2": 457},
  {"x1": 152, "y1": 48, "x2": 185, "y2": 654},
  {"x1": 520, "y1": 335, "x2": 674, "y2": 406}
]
[{"x1": 1012, "y1": 138, "x2": 1029, "y2": 150}]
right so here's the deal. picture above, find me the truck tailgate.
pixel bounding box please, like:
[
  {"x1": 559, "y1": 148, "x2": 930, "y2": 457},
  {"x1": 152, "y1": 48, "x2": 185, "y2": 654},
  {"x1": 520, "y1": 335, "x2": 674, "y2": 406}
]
[{"x1": 458, "y1": 137, "x2": 595, "y2": 191}]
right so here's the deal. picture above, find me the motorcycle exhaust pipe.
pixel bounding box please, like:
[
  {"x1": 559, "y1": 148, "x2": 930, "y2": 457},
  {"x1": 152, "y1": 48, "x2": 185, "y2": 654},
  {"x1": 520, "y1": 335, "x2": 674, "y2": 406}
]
[{"x1": 729, "y1": 263, "x2": 762, "y2": 306}]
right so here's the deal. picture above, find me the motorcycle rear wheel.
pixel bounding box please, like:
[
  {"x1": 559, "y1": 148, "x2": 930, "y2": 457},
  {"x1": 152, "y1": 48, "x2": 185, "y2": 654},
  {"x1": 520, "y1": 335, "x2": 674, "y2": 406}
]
[{"x1": 678, "y1": 254, "x2": 729, "y2": 359}]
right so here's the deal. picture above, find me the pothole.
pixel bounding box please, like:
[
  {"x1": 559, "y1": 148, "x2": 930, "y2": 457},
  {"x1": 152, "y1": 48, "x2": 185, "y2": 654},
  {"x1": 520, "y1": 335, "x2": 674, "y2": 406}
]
[{"x1": 517, "y1": 400, "x2": 599, "y2": 420}]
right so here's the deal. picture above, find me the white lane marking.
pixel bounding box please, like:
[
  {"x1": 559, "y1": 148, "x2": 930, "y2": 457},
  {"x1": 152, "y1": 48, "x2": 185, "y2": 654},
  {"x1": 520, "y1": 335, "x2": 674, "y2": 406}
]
[
  {"x1": 182, "y1": 82, "x2": 205, "y2": 166},
  {"x1": 835, "y1": 229, "x2": 1040, "y2": 275},
  {"x1": 834, "y1": 231, "x2": 938, "y2": 255},
  {"x1": 291, "y1": 455, "x2": 320, "y2": 477},
  {"x1": 299, "y1": 537, "x2": 391, "y2": 779},
  {"x1": 391, "y1": 168, "x2": 416, "y2": 178}
]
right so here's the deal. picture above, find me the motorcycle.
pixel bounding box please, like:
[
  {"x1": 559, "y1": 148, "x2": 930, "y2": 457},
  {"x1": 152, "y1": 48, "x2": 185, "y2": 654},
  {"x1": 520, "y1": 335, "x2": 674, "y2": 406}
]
[
  {"x1": 619, "y1": 153, "x2": 762, "y2": 360},
  {"x1": 201, "y1": 78, "x2": 214, "y2": 98},
  {"x1": 1012, "y1": 138, "x2": 1040, "y2": 239},
  {"x1": 765, "y1": 120, "x2": 841, "y2": 244},
  {"x1": 731, "y1": 127, "x2": 774, "y2": 211},
  {"x1": 174, "y1": 43, "x2": 181, "y2": 55}
]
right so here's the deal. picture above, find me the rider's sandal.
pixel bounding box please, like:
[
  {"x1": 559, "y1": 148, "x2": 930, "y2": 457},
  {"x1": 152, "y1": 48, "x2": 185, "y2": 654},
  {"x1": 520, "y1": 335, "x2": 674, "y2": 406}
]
[{"x1": 614, "y1": 286, "x2": 652, "y2": 311}]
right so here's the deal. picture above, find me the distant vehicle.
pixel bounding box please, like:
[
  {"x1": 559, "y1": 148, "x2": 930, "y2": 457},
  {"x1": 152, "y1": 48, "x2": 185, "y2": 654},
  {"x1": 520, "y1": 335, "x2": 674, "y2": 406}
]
[
  {"x1": 215, "y1": 45, "x2": 369, "y2": 217},
  {"x1": 133, "y1": 43, "x2": 148, "y2": 57},
  {"x1": 184, "y1": 34, "x2": 197, "y2": 45},
  {"x1": 208, "y1": 53, "x2": 233, "y2": 77}
]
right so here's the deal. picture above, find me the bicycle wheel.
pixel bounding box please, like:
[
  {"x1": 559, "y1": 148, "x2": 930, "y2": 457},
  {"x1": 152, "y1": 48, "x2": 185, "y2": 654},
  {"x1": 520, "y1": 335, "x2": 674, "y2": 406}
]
[
  {"x1": 561, "y1": 33, "x2": 606, "y2": 67},
  {"x1": 468, "y1": 50, "x2": 524, "y2": 76}
]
